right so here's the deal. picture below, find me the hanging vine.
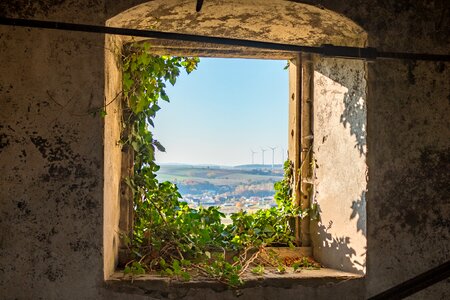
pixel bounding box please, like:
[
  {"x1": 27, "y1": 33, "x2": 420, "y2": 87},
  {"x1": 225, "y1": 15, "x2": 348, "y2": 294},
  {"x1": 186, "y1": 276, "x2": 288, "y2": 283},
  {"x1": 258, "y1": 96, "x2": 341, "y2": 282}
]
[{"x1": 120, "y1": 42, "x2": 317, "y2": 287}]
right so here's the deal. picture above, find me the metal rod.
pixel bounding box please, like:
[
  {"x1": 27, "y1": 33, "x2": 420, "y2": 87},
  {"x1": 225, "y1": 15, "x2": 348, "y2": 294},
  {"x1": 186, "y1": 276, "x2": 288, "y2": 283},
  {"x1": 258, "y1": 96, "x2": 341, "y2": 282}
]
[
  {"x1": 368, "y1": 260, "x2": 450, "y2": 300},
  {"x1": 0, "y1": 17, "x2": 449, "y2": 62}
]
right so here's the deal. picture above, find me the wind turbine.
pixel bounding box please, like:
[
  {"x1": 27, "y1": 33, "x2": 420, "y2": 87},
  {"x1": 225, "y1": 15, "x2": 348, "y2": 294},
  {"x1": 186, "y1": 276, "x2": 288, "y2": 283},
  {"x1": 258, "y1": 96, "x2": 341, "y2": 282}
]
[
  {"x1": 268, "y1": 146, "x2": 277, "y2": 169},
  {"x1": 250, "y1": 149, "x2": 257, "y2": 165},
  {"x1": 281, "y1": 147, "x2": 285, "y2": 164},
  {"x1": 261, "y1": 148, "x2": 267, "y2": 166}
]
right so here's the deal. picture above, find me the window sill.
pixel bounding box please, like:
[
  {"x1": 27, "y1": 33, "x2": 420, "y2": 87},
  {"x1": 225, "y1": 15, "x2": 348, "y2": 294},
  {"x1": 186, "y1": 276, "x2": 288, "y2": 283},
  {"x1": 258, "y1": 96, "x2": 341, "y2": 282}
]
[{"x1": 106, "y1": 268, "x2": 363, "y2": 296}]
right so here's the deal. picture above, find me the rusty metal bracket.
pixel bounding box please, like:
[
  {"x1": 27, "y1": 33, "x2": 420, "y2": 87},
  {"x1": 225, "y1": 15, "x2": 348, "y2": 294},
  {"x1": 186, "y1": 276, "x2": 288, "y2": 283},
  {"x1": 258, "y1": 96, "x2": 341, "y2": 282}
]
[{"x1": 196, "y1": 0, "x2": 204, "y2": 12}]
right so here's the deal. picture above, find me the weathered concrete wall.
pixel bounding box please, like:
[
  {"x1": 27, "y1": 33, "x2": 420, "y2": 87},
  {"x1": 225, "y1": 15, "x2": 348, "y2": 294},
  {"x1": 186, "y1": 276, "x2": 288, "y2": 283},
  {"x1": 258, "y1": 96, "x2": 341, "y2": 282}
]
[
  {"x1": 366, "y1": 59, "x2": 450, "y2": 299},
  {"x1": 0, "y1": 26, "x2": 106, "y2": 299},
  {"x1": 335, "y1": 1, "x2": 450, "y2": 298},
  {"x1": 311, "y1": 58, "x2": 367, "y2": 275},
  {"x1": 0, "y1": 0, "x2": 449, "y2": 299},
  {"x1": 103, "y1": 33, "x2": 124, "y2": 280}
]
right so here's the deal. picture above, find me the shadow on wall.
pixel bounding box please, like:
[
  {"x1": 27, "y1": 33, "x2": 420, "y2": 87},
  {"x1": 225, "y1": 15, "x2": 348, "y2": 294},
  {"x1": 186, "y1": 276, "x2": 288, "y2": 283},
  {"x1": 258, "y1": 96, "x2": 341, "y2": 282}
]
[
  {"x1": 315, "y1": 58, "x2": 367, "y2": 156},
  {"x1": 341, "y1": 90, "x2": 366, "y2": 156},
  {"x1": 350, "y1": 190, "x2": 367, "y2": 237},
  {"x1": 312, "y1": 58, "x2": 368, "y2": 274},
  {"x1": 313, "y1": 191, "x2": 367, "y2": 274}
]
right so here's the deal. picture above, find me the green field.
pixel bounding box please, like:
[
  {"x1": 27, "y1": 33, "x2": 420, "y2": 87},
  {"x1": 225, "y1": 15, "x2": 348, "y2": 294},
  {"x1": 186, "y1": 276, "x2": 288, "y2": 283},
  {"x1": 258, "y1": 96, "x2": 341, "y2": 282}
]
[
  {"x1": 157, "y1": 164, "x2": 283, "y2": 186},
  {"x1": 156, "y1": 164, "x2": 283, "y2": 198}
]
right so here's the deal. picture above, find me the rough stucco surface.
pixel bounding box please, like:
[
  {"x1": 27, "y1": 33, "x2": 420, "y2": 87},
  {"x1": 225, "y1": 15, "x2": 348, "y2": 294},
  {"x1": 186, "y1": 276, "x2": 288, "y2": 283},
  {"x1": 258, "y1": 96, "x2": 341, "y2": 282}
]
[
  {"x1": 105, "y1": 279, "x2": 364, "y2": 300},
  {"x1": 367, "y1": 59, "x2": 450, "y2": 299},
  {"x1": 103, "y1": 34, "x2": 124, "y2": 280},
  {"x1": 311, "y1": 58, "x2": 367, "y2": 275},
  {"x1": 0, "y1": 27, "x2": 106, "y2": 298},
  {"x1": 108, "y1": 0, "x2": 367, "y2": 47},
  {"x1": 0, "y1": 0, "x2": 449, "y2": 299}
]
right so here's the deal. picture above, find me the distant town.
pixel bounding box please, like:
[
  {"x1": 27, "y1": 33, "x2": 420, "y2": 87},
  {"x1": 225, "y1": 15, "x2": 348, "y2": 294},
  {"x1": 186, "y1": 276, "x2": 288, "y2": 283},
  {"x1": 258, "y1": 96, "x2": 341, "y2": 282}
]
[{"x1": 157, "y1": 163, "x2": 283, "y2": 221}]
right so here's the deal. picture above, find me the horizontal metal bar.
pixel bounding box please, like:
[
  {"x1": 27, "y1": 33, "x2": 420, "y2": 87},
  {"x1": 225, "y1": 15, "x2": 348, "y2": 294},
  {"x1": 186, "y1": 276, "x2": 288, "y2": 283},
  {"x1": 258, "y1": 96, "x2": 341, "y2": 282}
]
[
  {"x1": 0, "y1": 17, "x2": 320, "y2": 53},
  {"x1": 368, "y1": 260, "x2": 450, "y2": 300},
  {"x1": 0, "y1": 17, "x2": 449, "y2": 62}
]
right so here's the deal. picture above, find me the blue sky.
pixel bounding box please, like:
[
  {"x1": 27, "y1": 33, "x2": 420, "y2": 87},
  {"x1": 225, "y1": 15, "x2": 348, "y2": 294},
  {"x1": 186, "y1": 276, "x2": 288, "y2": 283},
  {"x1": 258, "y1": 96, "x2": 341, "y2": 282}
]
[{"x1": 153, "y1": 57, "x2": 288, "y2": 166}]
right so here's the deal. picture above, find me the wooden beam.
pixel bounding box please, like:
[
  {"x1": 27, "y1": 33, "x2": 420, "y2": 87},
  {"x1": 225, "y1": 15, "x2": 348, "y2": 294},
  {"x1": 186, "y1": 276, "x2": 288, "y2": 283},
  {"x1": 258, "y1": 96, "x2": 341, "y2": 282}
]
[
  {"x1": 118, "y1": 102, "x2": 134, "y2": 264},
  {"x1": 299, "y1": 54, "x2": 314, "y2": 247},
  {"x1": 288, "y1": 54, "x2": 302, "y2": 246}
]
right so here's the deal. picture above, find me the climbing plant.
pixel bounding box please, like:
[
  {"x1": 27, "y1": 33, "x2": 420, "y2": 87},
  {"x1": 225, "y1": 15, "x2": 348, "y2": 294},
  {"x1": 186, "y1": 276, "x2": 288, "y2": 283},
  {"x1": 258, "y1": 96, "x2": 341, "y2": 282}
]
[{"x1": 120, "y1": 42, "x2": 316, "y2": 287}]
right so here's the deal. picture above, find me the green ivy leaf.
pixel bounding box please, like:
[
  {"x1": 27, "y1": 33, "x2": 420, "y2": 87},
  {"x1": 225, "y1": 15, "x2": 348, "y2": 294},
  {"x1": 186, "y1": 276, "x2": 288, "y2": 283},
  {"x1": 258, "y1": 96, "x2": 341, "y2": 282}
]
[
  {"x1": 165, "y1": 268, "x2": 173, "y2": 276},
  {"x1": 124, "y1": 266, "x2": 131, "y2": 274},
  {"x1": 153, "y1": 140, "x2": 166, "y2": 152},
  {"x1": 160, "y1": 258, "x2": 166, "y2": 268},
  {"x1": 181, "y1": 271, "x2": 191, "y2": 281},
  {"x1": 123, "y1": 72, "x2": 133, "y2": 92},
  {"x1": 131, "y1": 141, "x2": 140, "y2": 152},
  {"x1": 172, "y1": 260, "x2": 181, "y2": 273},
  {"x1": 181, "y1": 259, "x2": 191, "y2": 267}
]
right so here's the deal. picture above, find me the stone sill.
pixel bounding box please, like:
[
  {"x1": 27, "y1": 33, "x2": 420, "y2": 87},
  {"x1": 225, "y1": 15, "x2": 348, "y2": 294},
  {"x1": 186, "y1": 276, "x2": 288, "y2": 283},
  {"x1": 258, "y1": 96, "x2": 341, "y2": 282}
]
[{"x1": 106, "y1": 268, "x2": 363, "y2": 295}]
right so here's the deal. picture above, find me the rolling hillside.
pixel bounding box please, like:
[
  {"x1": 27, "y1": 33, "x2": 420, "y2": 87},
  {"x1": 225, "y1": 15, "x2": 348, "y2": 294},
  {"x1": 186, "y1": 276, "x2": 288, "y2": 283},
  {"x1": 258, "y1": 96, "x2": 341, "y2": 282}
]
[{"x1": 156, "y1": 164, "x2": 283, "y2": 198}]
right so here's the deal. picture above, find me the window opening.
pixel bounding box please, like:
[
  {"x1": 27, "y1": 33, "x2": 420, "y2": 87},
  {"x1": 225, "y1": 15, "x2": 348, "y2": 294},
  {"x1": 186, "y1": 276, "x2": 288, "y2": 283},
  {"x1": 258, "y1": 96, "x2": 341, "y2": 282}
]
[
  {"x1": 118, "y1": 42, "x2": 317, "y2": 286},
  {"x1": 104, "y1": 0, "x2": 369, "y2": 284},
  {"x1": 153, "y1": 57, "x2": 288, "y2": 224}
]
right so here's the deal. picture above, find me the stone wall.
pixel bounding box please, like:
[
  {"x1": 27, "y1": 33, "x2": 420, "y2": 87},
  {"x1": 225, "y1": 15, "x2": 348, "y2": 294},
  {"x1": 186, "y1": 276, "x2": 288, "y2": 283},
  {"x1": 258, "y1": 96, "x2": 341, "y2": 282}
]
[
  {"x1": 366, "y1": 58, "x2": 450, "y2": 298},
  {"x1": 0, "y1": 22, "x2": 106, "y2": 299},
  {"x1": 0, "y1": 0, "x2": 448, "y2": 299}
]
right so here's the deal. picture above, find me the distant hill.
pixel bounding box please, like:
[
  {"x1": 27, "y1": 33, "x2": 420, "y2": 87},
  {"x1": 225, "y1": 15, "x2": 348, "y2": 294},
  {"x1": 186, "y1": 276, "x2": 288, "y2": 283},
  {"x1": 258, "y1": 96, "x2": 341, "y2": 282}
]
[
  {"x1": 157, "y1": 164, "x2": 283, "y2": 181},
  {"x1": 159, "y1": 163, "x2": 283, "y2": 170},
  {"x1": 156, "y1": 163, "x2": 283, "y2": 198},
  {"x1": 234, "y1": 164, "x2": 283, "y2": 170}
]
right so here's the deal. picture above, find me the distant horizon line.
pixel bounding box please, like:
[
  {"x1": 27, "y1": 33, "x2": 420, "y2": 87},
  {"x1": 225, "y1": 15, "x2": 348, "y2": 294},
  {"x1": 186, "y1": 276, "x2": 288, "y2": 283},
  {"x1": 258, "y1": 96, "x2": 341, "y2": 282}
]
[{"x1": 158, "y1": 162, "x2": 283, "y2": 168}]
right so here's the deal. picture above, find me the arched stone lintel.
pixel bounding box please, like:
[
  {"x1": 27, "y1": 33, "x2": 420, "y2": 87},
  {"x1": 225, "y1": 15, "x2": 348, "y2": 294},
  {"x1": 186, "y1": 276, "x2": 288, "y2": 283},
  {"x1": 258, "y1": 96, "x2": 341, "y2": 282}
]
[{"x1": 107, "y1": 0, "x2": 367, "y2": 48}]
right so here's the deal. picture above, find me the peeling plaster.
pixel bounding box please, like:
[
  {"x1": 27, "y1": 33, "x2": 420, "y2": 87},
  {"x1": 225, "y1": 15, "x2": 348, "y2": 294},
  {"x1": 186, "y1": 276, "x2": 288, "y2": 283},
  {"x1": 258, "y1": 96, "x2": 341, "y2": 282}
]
[
  {"x1": 0, "y1": 0, "x2": 449, "y2": 299},
  {"x1": 108, "y1": 0, "x2": 367, "y2": 48}
]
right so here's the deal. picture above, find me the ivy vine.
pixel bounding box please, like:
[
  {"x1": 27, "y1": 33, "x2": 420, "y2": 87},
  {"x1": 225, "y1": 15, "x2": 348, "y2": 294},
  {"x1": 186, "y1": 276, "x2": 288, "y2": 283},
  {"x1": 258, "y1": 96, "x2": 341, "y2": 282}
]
[{"x1": 120, "y1": 42, "x2": 316, "y2": 287}]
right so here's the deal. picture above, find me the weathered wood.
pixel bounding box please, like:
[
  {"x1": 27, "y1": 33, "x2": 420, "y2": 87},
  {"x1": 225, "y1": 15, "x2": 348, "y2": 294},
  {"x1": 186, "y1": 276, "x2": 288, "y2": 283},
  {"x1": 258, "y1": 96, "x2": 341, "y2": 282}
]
[
  {"x1": 300, "y1": 54, "x2": 314, "y2": 247},
  {"x1": 288, "y1": 54, "x2": 302, "y2": 246},
  {"x1": 118, "y1": 101, "x2": 134, "y2": 259},
  {"x1": 263, "y1": 247, "x2": 313, "y2": 259}
]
